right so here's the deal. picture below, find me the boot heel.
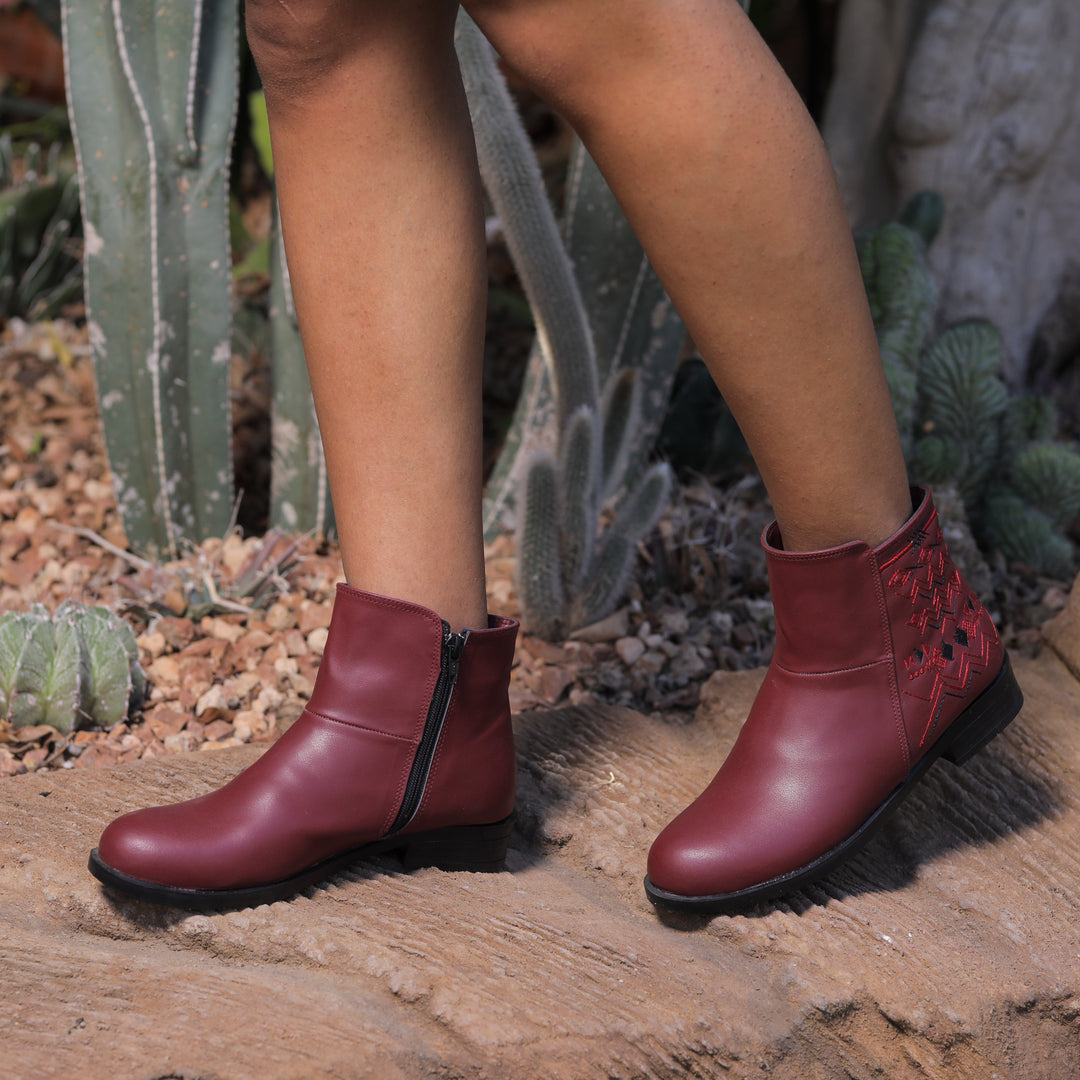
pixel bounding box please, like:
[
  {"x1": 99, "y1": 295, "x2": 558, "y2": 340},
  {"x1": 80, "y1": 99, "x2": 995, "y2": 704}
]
[
  {"x1": 400, "y1": 815, "x2": 514, "y2": 873},
  {"x1": 941, "y1": 654, "x2": 1024, "y2": 767}
]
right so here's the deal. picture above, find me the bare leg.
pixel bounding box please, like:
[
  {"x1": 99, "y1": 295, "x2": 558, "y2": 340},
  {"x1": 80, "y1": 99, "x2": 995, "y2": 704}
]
[
  {"x1": 247, "y1": 0, "x2": 488, "y2": 630},
  {"x1": 465, "y1": 0, "x2": 911, "y2": 550}
]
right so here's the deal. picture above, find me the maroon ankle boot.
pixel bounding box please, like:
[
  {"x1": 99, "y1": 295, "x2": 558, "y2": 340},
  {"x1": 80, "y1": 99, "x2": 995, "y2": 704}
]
[
  {"x1": 645, "y1": 487, "x2": 1023, "y2": 913},
  {"x1": 89, "y1": 585, "x2": 519, "y2": 910}
]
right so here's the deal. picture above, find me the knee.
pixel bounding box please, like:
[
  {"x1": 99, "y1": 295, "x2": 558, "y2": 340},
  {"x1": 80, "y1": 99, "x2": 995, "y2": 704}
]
[
  {"x1": 460, "y1": 1, "x2": 595, "y2": 110},
  {"x1": 245, "y1": 0, "x2": 352, "y2": 96},
  {"x1": 246, "y1": 0, "x2": 456, "y2": 104}
]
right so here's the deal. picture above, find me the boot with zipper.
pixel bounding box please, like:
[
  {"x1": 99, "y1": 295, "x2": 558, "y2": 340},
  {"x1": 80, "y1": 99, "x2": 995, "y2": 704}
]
[
  {"x1": 645, "y1": 486, "x2": 1024, "y2": 914},
  {"x1": 89, "y1": 585, "x2": 519, "y2": 910}
]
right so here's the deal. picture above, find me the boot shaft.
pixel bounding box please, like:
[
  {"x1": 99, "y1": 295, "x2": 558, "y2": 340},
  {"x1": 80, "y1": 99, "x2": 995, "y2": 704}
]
[{"x1": 763, "y1": 487, "x2": 1003, "y2": 759}]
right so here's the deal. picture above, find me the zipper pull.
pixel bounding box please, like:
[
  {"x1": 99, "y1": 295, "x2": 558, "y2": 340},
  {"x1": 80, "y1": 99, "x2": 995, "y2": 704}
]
[{"x1": 446, "y1": 630, "x2": 467, "y2": 682}]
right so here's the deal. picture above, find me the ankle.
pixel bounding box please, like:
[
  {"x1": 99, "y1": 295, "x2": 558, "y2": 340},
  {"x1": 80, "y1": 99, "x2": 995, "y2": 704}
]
[{"x1": 774, "y1": 491, "x2": 914, "y2": 552}]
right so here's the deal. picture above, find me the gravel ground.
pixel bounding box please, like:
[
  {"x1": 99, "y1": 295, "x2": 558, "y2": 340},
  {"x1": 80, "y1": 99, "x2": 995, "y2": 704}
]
[{"x1": 0, "y1": 315, "x2": 1070, "y2": 777}]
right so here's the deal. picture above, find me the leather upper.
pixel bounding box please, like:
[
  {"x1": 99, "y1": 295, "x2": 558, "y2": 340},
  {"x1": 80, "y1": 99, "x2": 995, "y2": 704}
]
[
  {"x1": 647, "y1": 487, "x2": 1004, "y2": 898},
  {"x1": 97, "y1": 585, "x2": 519, "y2": 891}
]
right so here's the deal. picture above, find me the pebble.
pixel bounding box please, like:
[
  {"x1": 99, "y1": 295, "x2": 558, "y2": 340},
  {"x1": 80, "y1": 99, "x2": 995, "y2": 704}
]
[
  {"x1": 265, "y1": 601, "x2": 296, "y2": 632},
  {"x1": 195, "y1": 685, "x2": 230, "y2": 720},
  {"x1": 137, "y1": 630, "x2": 167, "y2": 659},
  {"x1": 569, "y1": 608, "x2": 629, "y2": 643},
  {"x1": 615, "y1": 637, "x2": 646, "y2": 666}
]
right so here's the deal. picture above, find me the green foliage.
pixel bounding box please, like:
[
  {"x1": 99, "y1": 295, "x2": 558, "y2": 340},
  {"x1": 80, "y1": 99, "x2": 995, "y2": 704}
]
[
  {"x1": 857, "y1": 220, "x2": 937, "y2": 449},
  {"x1": 247, "y1": 91, "x2": 274, "y2": 178},
  {"x1": 863, "y1": 195, "x2": 1080, "y2": 577},
  {"x1": 916, "y1": 322, "x2": 1008, "y2": 503},
  {"x1": 1008, "y1": 443, "x2": 1080, "y2": 531},
  {"x1": 0, "y1": 602, "x2": 145, "y2": 734},
  {"x1": 0, "y1": 137, "x2": 82, "y2": 320},
  {"x1": 981, "y1": 493, "x2": 1076, "y2": 581}
]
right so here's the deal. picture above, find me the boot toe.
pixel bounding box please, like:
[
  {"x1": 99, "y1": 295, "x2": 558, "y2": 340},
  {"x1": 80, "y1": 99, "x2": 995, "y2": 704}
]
[
  {"x1": 647, "y1": 808, "x2": 776, "y2": 900},
  {"x1": 97, "y1": 806, "x2": 187, "y2": 888}
]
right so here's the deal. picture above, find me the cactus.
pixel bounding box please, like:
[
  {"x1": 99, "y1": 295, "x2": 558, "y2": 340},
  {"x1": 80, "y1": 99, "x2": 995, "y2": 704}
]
[
  {"x1": 519, "y1": 401, "x2": 673, "y2": 639},
  {"x1": 856, "y1": 217, "x2": 937, "y2": 451},
  {"x1": 62, "y1": 0, "x2": 240, "y2": 554},
  {"x1": 454, "y1": 13, "x2": 678, "y2": 637},
  {"x1": 0, "y1": 602, "x2": 145, "y2": 734},
  {"x1": 461, "y1": 13, "x2": 684, "y2": 548},
  {"x1": 862, "y1": 194, "x2": 1080, "y2": 578},
  {"x1": 266, "y1": 194, "x2": 335, "y2": 538},
  {"x1": 0, "y1": 136, "x2": 83, "y2": 320},
  {"x1": 1008, "y1": 443, "x2": 1080, "y2": 532}
]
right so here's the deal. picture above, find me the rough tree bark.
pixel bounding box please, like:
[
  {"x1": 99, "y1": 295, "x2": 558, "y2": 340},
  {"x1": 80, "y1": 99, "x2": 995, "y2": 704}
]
[{"x1": 823, "y1": 0, "x2": 1080, "y2": 387}]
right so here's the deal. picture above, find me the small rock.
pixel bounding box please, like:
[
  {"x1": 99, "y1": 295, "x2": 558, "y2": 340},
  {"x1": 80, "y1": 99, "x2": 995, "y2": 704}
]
[
  {"x1": 539, "y1": 665, "x2": 575, "y2": 704},
  {"x1": 265, "y1": 602, "x2": 296, "y2": 632},
  {"x1": 307, "y1": 627, "x2": 329, "y2": 656},
  {"x1": 282, "y1": 628, "x2": 308, "y2": 657},
  {"x1": 615, "y1": 637, "x2": 646, "y2": 666},
  {"x1": 157, "y1": 616, "x2": 196, "y2": 651},
  {"x1": 195, "y1": 685, "x2": 230, "y2": 721},
  {"x1": 297, "y1": 602, "x2": 333, "y2": 634},
  {"x1": 163, "y1": 732, "x2": 200, "y2": 754},
  {"x1": 637, "y1": 650, "x2": 668, "y2": 676},
  {"x1": 660, "y1": 610, "x2": 690, "y2": 638},
  {"x1": 1041, "y1": 585, "x2": 1068, "y2": 614},
  {"x1": 136, "y1": 631, "x2": 167, "y2": 660},
  {"x1": 569, "y1": 608, "x2": 629, "y2": 643},
  {"x1": 203, "y1": 616, "x2": 245, "y2": 644},
  {"x1": 145, "y1": 705, "x2": 188, "y2": 740},
  {"x1": 203, "y1": 719, "x2": 235, "y2": 742},
  {"x1": 162, "y1": 588, "x2": 188, "y2": 616},
  {"x1": 148, "y1": 656, "x2": 180, "y2": 685}
]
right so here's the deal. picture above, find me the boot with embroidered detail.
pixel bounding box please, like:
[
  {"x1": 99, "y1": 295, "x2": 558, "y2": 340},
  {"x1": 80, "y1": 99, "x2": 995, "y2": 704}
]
[{"x1": 645, "y1": 486, "x2": 1023, "y2": 914}]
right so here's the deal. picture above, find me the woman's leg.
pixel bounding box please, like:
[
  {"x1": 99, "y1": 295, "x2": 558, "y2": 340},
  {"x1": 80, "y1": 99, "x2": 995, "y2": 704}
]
[
  {"x1": 461, "y1": 0, "x2": 1021, "y2": 912},
  {"x1": 464, "y1": 0, "x2": 911, "y2": 550},
  {"x1": 248, "y1": 0, "x2": 488, "y2": 631},
  {"x1": 88, "y1": 1, "x2": 524, "y2": 909}
]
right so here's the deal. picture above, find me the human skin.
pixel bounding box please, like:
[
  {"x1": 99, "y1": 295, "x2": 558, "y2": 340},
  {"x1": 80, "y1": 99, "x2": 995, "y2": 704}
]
[{"x1": 245, "y1": 0, "x2": 912, "y2": 633}]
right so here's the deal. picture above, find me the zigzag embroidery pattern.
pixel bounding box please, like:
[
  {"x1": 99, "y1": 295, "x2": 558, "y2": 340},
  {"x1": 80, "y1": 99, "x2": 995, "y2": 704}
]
[{"x1": 878, "y1": 511, "x2": 993, "y2": 746}]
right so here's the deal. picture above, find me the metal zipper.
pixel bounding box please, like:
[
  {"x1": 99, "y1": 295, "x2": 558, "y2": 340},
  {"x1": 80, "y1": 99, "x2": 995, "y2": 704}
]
[{"x1": 387, "y1": 621, "x2": 468, "y2": 834}]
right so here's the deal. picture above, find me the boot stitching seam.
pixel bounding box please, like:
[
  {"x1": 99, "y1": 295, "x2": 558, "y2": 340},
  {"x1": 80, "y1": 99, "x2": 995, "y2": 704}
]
[
  {"x1": 301, "y1": 708, "x2": 416, "y2": 742},
  {"x1": 870, "y1": 548, "x2": 912, "y2": 775}
]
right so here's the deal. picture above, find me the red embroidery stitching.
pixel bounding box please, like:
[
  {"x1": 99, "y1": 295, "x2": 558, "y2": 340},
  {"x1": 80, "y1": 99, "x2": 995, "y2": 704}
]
[{"x1": 885, "y1": 510, "x2": 992, "y2": 746}]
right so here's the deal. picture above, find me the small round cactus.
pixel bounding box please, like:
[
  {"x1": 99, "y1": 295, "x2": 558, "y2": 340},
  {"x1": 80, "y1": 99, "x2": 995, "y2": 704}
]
[{"x1": 0, "y1": 601, "x2": 145, "y2": 734}]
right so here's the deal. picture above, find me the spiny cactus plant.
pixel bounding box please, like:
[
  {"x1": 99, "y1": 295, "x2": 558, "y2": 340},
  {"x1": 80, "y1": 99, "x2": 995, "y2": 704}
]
[
  {"x1": 456, "y1": 14, "x2": 676, "y2": 638},
  {"x1": 519, "y1": 390, "x2": 673, "y2": 639},
  {"x1": 62, "y1": 0, "x2": 240, "y2": 554},
  {"x1": 459, "y1": 14, "x2": 684, "y2": 545},
  {"x1": 0, "y1": 136, "x2": 83, "y2": 320},
  {"x1": 0, "y1": 601, "x2": 145, "y2": 734},
  {"x1": 861, "y1": 194, "x2": 1080, "y2": 578}
]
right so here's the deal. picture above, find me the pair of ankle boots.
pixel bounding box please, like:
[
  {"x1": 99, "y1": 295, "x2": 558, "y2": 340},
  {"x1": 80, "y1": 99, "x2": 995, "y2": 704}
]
[{"x1": 90, "y1": 487, "x2": 1023, "y2": 913}]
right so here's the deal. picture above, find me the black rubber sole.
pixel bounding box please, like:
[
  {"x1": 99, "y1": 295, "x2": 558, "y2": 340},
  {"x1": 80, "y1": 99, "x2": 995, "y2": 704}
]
[
  {"x1": 644, "y1": 653, "x2": 1024, "y2": 916},
  {"x1": 88, "y1": 814, "x2": 515, "y2": 912}
]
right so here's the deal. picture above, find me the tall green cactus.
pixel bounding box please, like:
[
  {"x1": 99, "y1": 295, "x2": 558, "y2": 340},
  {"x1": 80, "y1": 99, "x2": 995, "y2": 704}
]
[
  {"x1": 62, "y1": 0, "x2": 239, "y2": 554},
  {"x1": 0, "y1": 602, "x2": 145, "y2": 734},
  {"x1": 461, "y1": 14, "x2": 684, "y2": 545},
  {"x1": 456, "y1": 14, "x2": 678, "y2": 637},
  {"x1": 265, "y1": 187, "x2": 334, "y2": 536},
  {"x1": 862, "y1": 196, "x2": 1080, "y2": 578}
]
